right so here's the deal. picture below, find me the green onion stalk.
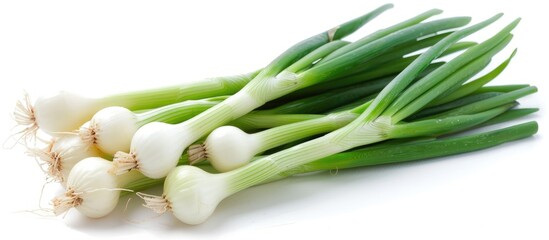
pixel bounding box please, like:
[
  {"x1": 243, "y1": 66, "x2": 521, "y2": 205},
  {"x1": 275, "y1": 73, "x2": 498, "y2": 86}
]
[
  {"x1": 113, "y1": 6, "x2": 475, "y2": 179},
  {"x1": 142, "y1": 14, "x2": 537, "y2": 224},
  {"x1": 281, "y1": 121, "x2": 537, "y2": 177},
  {"x1": 258, "y1": 61, "x2": 444, "y2": 114},
  {"x1": 77, "y1": 97, "x2": 226, "y2": 156},
  {"x1": 14, "y1": 6, "x2": 452, "y2": 142},
  {"x1": 51, "y1": 119, "x2": 538, "y2": 218},
  {"x1": 270, "y1": 38, "x2": 474, "y2": 103},
  {"x1": 33, "y1": 71, "x2": 401, "y2": 177},
  {"x1": 186, "y1": 48, "x2": 519, "y2": 172},
  {"x1": 31, "y1": 75, "x2": 521, "y2": 184},
  {"x1": 14, "y1": 71, "x2": 258, "y2": 139},
  {"x1": 31, "y1": 89, "x2": 383, "y2": 184},
  {"x1": 190, "y1": 81, "x2": 532, "y2": 172}
]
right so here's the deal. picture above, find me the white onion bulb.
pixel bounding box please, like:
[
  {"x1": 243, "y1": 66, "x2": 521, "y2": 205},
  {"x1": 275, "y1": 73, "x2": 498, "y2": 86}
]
[
  {"x1": 79, "y1": 107, "x2": 139, "y2": 155},
  {"x1": 53, "y1": 157, "x2": 143, "y2": 218},
  {"x1": 200, "y1": 126, "x2": 260, "y2": 172},
  {"x1": 113, "y1": 122, "x2": 190, "y2": 179},
  {"x1": 27, "y1": 134, "x2": 102, "y2": 183},
  {"x1": 141, "y1": 166, "x2": 229, "y2": 225},
  {"x1": 33, "y1": 91, "x2": 105, "y2": 134}
]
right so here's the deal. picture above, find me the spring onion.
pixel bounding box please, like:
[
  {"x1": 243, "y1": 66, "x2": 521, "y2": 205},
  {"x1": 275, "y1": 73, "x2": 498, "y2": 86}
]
[
  {"x1": 13, "y1": 71, "x2": 258, "y2": 140},
  {"x1": 54, "y1": 117, "x2": 538, "y2": 218},
  {"x1": 79, "y1": 41, "x2": 453, "y2": 155},
  {"x1": 8, "y1": 5, "x2": 539, "y2": 226},
  {"x1": 285, "y1": 121, "x2": 538, "y2": 175},
  {"x1": 139, "y1": 14, "x2": 538, "y2": 224},
  {"x1": 193, "y1": 83, "x2": 527, "y2": 172},
  {"x1": 190, "y1": 50, "x2": 520, "y2": 172},
  {"x1": 113, "y1": 7, "x2": 473, "y2": 179},
  {"x1": 191, "y1": 111, "x2": 358, "y2": 171},
  {"x1": 78, "y1": 97, "x2": 224, "y2": 155},
  {"x1": 27, "y1": 135, "x2": 103, "y2": 183},
  {"x1": 52, "y1": 157, "x2": 160, "y2": 218}
]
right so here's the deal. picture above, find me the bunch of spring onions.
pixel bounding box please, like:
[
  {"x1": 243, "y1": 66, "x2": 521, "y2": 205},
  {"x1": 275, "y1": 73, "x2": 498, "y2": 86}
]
[{"x1": 12, "y1": 4, "x2": 538, "y2": 224}]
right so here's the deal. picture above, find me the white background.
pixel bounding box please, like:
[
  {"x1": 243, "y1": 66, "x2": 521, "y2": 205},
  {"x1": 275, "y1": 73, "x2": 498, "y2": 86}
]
[{"x1": 0, "y1": 0, "x2": 547, "y2": 239}]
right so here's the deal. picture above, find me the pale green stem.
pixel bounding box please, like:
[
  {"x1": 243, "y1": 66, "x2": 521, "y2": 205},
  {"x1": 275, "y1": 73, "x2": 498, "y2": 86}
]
[{"x1": 255, "y1": 112, "x2": 358, "y2": 153}]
